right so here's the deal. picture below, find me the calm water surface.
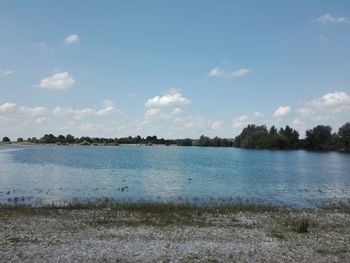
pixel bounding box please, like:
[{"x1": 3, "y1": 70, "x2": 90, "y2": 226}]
[{"x1": 0, "y1": 145, "x2": 349, "y2": 207}]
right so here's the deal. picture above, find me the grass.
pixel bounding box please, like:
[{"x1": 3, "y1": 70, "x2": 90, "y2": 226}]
[
  {"x1": 0, "y1": 200, "x2": 279, "y2": 227},
  {"x1": 0, "y1": 198, "x2": 280, "y2": 213},
  {"x1": 316, "y1": 247, "x2": 349, "y2": 256},
  {"x1": 267, "y1": 215, "x2": 315, "y2": 240}
]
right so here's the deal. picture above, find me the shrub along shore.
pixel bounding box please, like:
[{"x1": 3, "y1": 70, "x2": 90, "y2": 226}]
[{"x1": 2, "y1": 121, "x2": 350, "y2": 151}]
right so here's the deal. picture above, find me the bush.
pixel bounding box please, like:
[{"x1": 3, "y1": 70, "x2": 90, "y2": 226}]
[
  {"x1": 2, "y1": 137, "x2": 10, "y2": 143},
  {"x1": 296, "y1": 218, "x2": 310, "y2": 233}
]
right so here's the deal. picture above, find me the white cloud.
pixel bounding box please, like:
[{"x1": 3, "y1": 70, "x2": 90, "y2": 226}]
[
  {"x1": 0, "y1": 102, "x2": 48, "y2": 118},
  {"x1": 211, "y1": 120, "x2": 223, "y2": 130},
  {"x1": 309, "y1": 91, "x2": 350, "y2": 109},
  {"x1": 253, "y1": 112, "x2": 265, "y2": 118},
  {"x1": 51, "y1": 107, "x2": 74, "y2": 116},
  {"x1": 143, "y1": 108, "x2": 170, "y2": 123},
  {"x1": 317, "y1": 14, "x2": 349, "y2": 25},
  {"x1": 144, "y1": 108, "x2": 160, "y2": 121},
  {"x1": 0, "y1": 70, "x2": 15, "y2": 76},
  {"x1": 208, "y1": 67, "x2": 251, "y2": 78},
  {"x1": 295, "y1": 107, "x2": 315, "y2": 117},
  {"x1": 228, "y1": 68, "x2": 251, "y2": 78},
  {"x1": 52, "y1": 101, "x2": 116, "y2": 120},
  {"x1": 208, "y1": 67, "x2": 225, "y2": 77},
  {"x1": 64, "y1": 34, "x2": 80, "y2": 45},
  {"x1": 38, "y1": 72, "x2": 75, "y2": 90},
  {"x1": 174, "y1": 116, "x2": 206, "y2": 130},
  {"x1": 171, "y1": 108, "x2": 183, "y2": 114},
  {"x1": 17, "y1": 106, "x2": 48, "y2": 117},
  {"x1": 145, "y1": 92, "x2": 191, "y2": 107},
  {"x1": 35, "y1": 43, "x2": 56, "y2": 55},
  {"x1": 231, "y1": 112, "x2": 267, "y2": 130},
  {"x1": 0, "y1": 102, "x2": 16, "y2": 112},
  {"x1": 232, "y1": 115, "x2": 249, "y2": 129},
  {"x1": 0, "y1": 101, "x2": 125, "y2": 138},
  {"x1": 292, "y1": 118, "x2": 303, "y2": 129},
  {"x1": 36, "y1": 117, "x2": 49, "y2": 124},
  {"x1": 293, "y1": 91, "x2": 350, "y2": 127},
  {"x1": 273, "y1": 106, "x2": 292, "y2": 117},
  {"x1": 96, "y1": 100, "x2": 116, "y2": 116}
]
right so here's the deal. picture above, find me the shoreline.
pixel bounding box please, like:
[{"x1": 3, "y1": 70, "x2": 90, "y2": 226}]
[
  {"x1": 1, "y1": 204, "x2": 350, "y2": 262},
  {"x1": 1, "y1": 142, "x2": 350, "y2": 154}
]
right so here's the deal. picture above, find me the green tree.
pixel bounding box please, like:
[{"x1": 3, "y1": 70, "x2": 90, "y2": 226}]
[
  {"x1": 210, "y1": 136, "x2": 221, "y2": 147},
  {"x1": 57, "y1": 135, "x2": 66, "y2": 143},
  {"x1": 234, "y1": 125, "x2": 269, "y2": 148},
  {"x1": 338, "y1": 122, "x2": 350, "y2": 151},
  {"x1": 220, "y1": 138, "x2": 232, "y2": 147},
  {"x1": 2, "y1": 137, "x2": 10, "y2": 143},
  {"x1": 277, "y1": 125, "x2": 299, "y2": 149},
  {"x1": 177, "y1": 138, "x2": 192, "y2": 146},
  {"x1": 40, "y1": 134, "x2": 57, "y2": 144},
  {"x1": 305, "y1": 125, "x2": 333, "y2": 150},
  {"x1": 65, "y1": 134, "x2": 75, "y2": 144},
  {"x1": 198, "y1": 135, "x2": 210, "y2": 147}
]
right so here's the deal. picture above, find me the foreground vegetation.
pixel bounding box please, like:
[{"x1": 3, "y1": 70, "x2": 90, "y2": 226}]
[
  {"x1": 2, "y1": 121, "x2": 350, "y2": 152},
  {"x1": 1, "y1": 202, "x2": 349, "y2": 262}
]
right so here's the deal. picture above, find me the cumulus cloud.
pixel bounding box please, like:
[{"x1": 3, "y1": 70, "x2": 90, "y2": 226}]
[
  {"x1": 292, "y1": 91, "x2": 350, "y2": 125},
  {"x1": 17, "y1": 106, "x2": 48, "y2": 117},
  {"x1": 52, "y1": 101, "x2": 116, "y2": 120},
  {"x1": 309, "y1": 91, "x2": 350, "y2": 110},
  {"x1": 0, "y1": 102, "x2": 16, "y2": 112},
  {"x1": 317, "y1": 14, "x2": 349, "y2": 25},
  {"x1": 38, "y1": 72, "x2": 75, "y2": 90},
  {"x1": 36, "y1": 117, "x2": 49, "y2": 124},
  {"x1": 174, "y1": 116, "x2": 206, "y2": 130},
  {"x1": 144, "y1": 108, "x2": 162, "y2": 122},
  {"x1": 145, "y1": 92, "x2": 191, "y2": 107},
  {"x1": 0, "y1": 102, "x2": 48, "y2": 117},
  {"x1": 171, "y1": 108, "x2": 183, "y2": 115},
  {"x1": 253, "y1": 112, "x2": 265, "y2": 118},
  {"x1": 296, "y1": 107, "x2": 316, "y2": 117},
  {"x1": 208, "y1": 67, "x2": 251, "y2": 78},
  {"x1": 64, "y1": 34, "x2": 80, "y2": 45},
  {"x1": 291, "y1": 118, "x2": 303, "y2": 129},
  {"x1": 231, "y1": 111, "x2": 268, "y2": 132},
  {"x1": 273, "y1": 106, "x2": 292, "y2": 117},
  {"x1": 232, "y1": 115, "x2": 249, "y2": 129},
  {"x1": 0, "y1": 100, "x2": 127, "y2": 138}
]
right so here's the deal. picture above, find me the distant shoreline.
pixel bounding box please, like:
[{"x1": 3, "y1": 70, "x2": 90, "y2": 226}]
[
  {"x1": 2, "y1": 121, "x2": 350, "y2": 152},
  {"x1": 1, "y1": 141, "x2": 350, "y2": 154}
]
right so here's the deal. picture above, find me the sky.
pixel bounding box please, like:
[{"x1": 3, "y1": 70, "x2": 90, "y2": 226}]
[{"x1": 1, "y1": 1, "x2": 350, "y2": 139}]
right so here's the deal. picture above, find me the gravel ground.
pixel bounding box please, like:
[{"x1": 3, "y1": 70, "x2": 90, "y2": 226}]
[{"x1": 0, "y1": 207, "x2": 350, "y2": 262}]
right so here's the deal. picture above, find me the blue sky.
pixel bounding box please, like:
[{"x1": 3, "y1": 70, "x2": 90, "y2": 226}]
[{"x1": 1, "y1": 1, "x2": 350, "y2": 139}]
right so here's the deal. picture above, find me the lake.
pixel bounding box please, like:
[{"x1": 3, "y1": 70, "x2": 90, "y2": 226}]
[{"x1": 0, "y1": 145, "x2": 349, "y2": 207}]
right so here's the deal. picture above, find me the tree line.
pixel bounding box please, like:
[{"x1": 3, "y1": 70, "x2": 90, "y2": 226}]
[
  {"x1": 233, "y1": 122, "x2": 350, "y2": 151},
  {"x1": 1, "y1": 122, "x2": 350, "y2": 152},
  {"x1": 2, "y1": 134, "x2": 176, "y2": 146}
]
